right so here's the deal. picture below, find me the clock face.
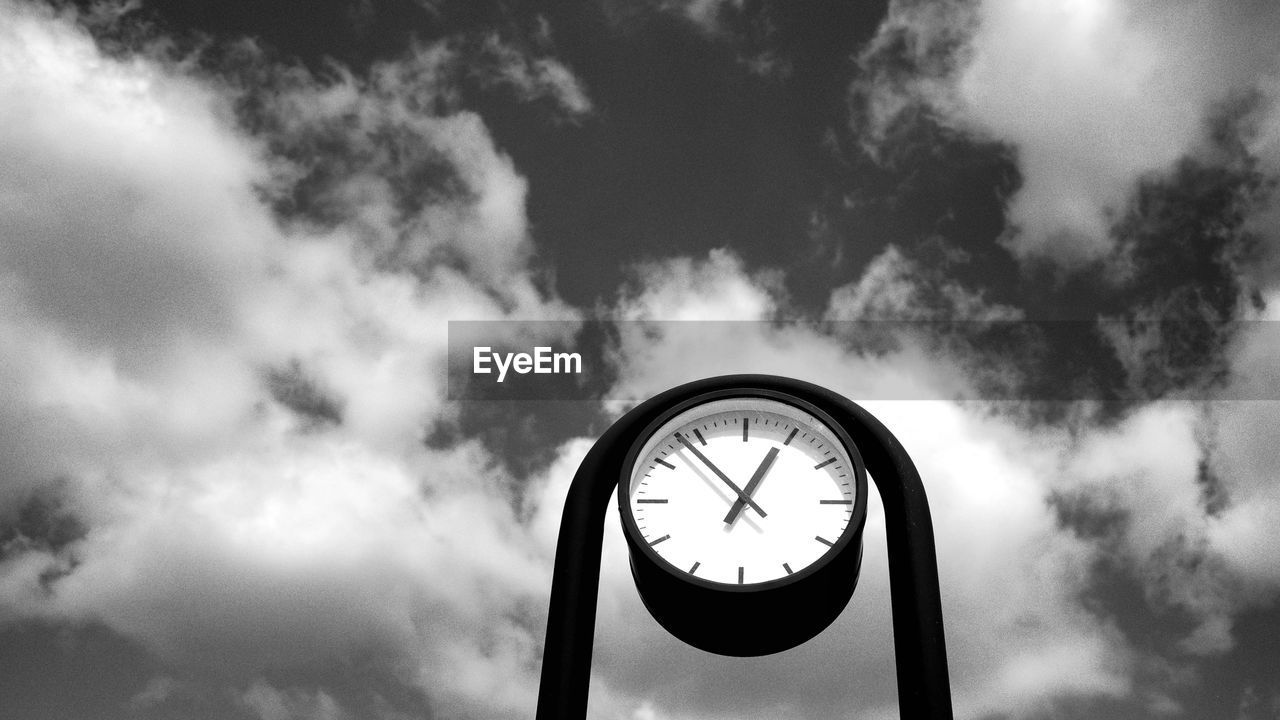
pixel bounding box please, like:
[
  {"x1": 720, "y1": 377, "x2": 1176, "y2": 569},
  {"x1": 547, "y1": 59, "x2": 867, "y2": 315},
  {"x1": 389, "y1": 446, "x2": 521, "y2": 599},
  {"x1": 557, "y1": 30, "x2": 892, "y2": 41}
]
[{"x1": 624, "y1": 395, "x2": 860, "y2": 586}]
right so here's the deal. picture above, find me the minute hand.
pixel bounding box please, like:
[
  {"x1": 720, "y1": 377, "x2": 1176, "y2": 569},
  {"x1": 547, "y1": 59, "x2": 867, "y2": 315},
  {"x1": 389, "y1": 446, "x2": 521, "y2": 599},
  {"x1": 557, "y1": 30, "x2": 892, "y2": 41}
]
[{"x1": 674, "y1": 433, "x2": 767, "y2": 518}]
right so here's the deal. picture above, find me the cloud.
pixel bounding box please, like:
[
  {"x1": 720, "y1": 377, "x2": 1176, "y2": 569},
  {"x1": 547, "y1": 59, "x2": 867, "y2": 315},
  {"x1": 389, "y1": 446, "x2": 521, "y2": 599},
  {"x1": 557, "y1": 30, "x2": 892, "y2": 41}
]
[
  {"x1": 0, "y1": 2, "x2": 580, "y2": 717},
  {"x1": 241, "y1": 682, "x2": 350, "y2": 720},
  {"x1": 1204, "y1": 55, "x2": 1280, "y2": 594},
  {"x1": 616, "y1": 249, "x2": 779, "y2": 322},
  {"x1": 826, "y1": 244, "x2": 1023, "y2": 322},
  {"x1": 605, "y1": 248, "x2": 987, "y2": 405},
  {"x1": 473, "y1": 28, "x2": 594, "y2": 118},
  {"x1": 662, "y1": 0, "x2": 743, "y2": 35},
  {"x1": 856, "y1": 0, "x2": 1280, "y2": 266},
  {"x1": 1201, "y1": 295, "x2": 1280, "y2": 596}
]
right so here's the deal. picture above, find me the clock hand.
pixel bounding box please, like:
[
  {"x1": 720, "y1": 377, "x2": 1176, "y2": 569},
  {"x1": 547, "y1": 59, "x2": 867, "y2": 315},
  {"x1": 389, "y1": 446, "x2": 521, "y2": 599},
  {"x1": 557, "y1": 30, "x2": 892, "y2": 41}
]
[
  {"x1": 674, "y1": 433, "x2": 768, "y2": 518},
  {"x1": 723, "y1": 446, "x2": 779, "y2": 525}
]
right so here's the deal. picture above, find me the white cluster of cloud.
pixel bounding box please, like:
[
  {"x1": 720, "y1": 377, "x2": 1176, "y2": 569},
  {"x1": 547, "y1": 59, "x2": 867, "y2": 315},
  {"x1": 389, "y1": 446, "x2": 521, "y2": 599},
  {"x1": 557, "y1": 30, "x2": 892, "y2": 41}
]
[
  {"x1": 662, "y1": 0, "x2": 743, "y2": 35},
  {"x1": 858, "y1": 0, "x2": 1280, "y2": 266},
  {"x1": 240, "y1": 682, "x2": 350, "y2": 720},
  {"x1": 0, "y1": 2, "x2": 578, "y2": 717},
  {"x1": 826, "y1": 245, "x2": 1023, "y2": 322},
  {"x1": 475, "y1": 28, "x2": 595, "y2": 118}
]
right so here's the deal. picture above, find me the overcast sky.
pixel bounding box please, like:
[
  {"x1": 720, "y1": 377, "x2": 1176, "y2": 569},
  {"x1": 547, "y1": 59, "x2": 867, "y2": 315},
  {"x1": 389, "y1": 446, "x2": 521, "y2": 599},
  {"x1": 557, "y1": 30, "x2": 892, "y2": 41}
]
[{"x1": 2, "y1": 0, "x2": 1280, "y2": 718}]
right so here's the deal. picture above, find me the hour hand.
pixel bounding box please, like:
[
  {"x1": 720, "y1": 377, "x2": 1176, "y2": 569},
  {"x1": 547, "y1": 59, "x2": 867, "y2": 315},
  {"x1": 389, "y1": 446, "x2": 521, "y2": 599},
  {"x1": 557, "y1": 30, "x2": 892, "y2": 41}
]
[
  {"x1": 674, "y1": 433, "x2": 767, "y2": 518},
  {"x1": 724, "y1": 446, "x2": 779, "y2": 524}
]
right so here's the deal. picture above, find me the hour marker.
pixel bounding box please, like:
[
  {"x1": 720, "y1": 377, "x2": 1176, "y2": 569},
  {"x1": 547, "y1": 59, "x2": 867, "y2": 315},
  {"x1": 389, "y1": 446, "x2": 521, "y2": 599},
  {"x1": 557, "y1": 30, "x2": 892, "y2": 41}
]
[
  {"x1": 689, "y1": 561, "x2": 700, "y2": 574},
  {"x1": 637, "y1": 499, "x2": 669, "y2": 504},
  {"x1": 738, "y1": 566, "x2": 744, "y2": 584},
  {"x1": 649, "y1": 534, "x2": 671, "y2": 546},
  {"x1": 783, "y1": 563, "x2": 793, "y2": 575},
  {"x1": 820, "y1": 500, "x2": 854, "y2": 505},
  {"x1": 813, "y1": 457, "x2": 837, "y2": 470},
  {"x1": 693, "y1": 428, "x2": 707, "y2": 446},
  {"x1": 815, "y1": 535, "x2": 834, "y2": 547},
  {"x1": 784, "y1": 428, "x2": 798, "y2": 445},
  {"x1": 742, "y1": 418, "x2": 748, "y2": 441},
  {"x1": 656, "y1": 458, "x2": 675, "y2": 470}
]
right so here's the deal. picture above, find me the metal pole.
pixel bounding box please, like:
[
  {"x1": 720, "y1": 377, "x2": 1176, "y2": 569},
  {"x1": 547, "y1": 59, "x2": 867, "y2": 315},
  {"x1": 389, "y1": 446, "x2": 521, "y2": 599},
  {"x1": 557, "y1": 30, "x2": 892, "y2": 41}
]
[
  {"x1": 533, "y1": 432, "x2": 617, "y2": 718},
  {"x1": 534, "y1": 388, "x2": 673, "y2": 719},
  {"x1": 825, "y1": 397, "x2": 953, "y2": 719}
]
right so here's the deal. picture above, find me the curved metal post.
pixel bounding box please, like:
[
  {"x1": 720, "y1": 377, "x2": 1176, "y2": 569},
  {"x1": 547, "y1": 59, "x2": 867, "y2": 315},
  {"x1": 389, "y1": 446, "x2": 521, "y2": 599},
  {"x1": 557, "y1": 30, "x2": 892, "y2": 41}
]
[
  {"x1": 534, "y1": 375, "x2": 952, "y2": 719},
  {"x1": 534, "y1": 392, "x2": 671, "y2": 719},
  {"x1": 824, "y1": 399, "x2": 952, "y2": 719},
  {"x1": 533, "y1": 430, "x2": 620, "y2": 717}
]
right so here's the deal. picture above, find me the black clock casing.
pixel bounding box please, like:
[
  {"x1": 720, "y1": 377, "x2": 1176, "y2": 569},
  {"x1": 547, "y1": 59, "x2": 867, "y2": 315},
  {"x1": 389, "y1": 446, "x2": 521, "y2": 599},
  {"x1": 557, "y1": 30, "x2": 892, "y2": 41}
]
[{"x1": 617, "y1": 388, "x2": 870, "y2": 656}]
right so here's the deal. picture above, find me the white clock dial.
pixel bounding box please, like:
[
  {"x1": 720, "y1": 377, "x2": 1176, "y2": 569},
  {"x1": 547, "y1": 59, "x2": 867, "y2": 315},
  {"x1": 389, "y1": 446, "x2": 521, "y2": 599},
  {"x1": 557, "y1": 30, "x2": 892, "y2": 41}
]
[{"x1": 626, "y1": 396, "x2": 857, "y2": 585}]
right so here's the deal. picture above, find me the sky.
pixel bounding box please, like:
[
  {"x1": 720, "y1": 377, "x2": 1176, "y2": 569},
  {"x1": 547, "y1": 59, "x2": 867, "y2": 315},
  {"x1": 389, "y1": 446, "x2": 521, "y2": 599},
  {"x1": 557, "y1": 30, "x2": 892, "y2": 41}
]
[{"x1": 1, "y1": 0, "x2": 1280, "y2": 719}]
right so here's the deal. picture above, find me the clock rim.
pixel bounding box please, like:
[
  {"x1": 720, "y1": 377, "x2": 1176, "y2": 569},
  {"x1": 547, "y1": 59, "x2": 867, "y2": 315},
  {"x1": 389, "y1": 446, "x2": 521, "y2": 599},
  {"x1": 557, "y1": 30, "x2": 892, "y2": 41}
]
[{"x1": 618, "y1": 387, "x2": 869, "y2": 594}]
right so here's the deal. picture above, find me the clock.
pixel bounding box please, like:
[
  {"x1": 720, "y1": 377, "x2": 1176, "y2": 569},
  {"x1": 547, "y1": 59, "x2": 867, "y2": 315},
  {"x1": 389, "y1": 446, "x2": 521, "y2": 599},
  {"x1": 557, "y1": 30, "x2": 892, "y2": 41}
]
[{"x1": 618, "y1": 387, "x2": 869, "y2": 656}]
